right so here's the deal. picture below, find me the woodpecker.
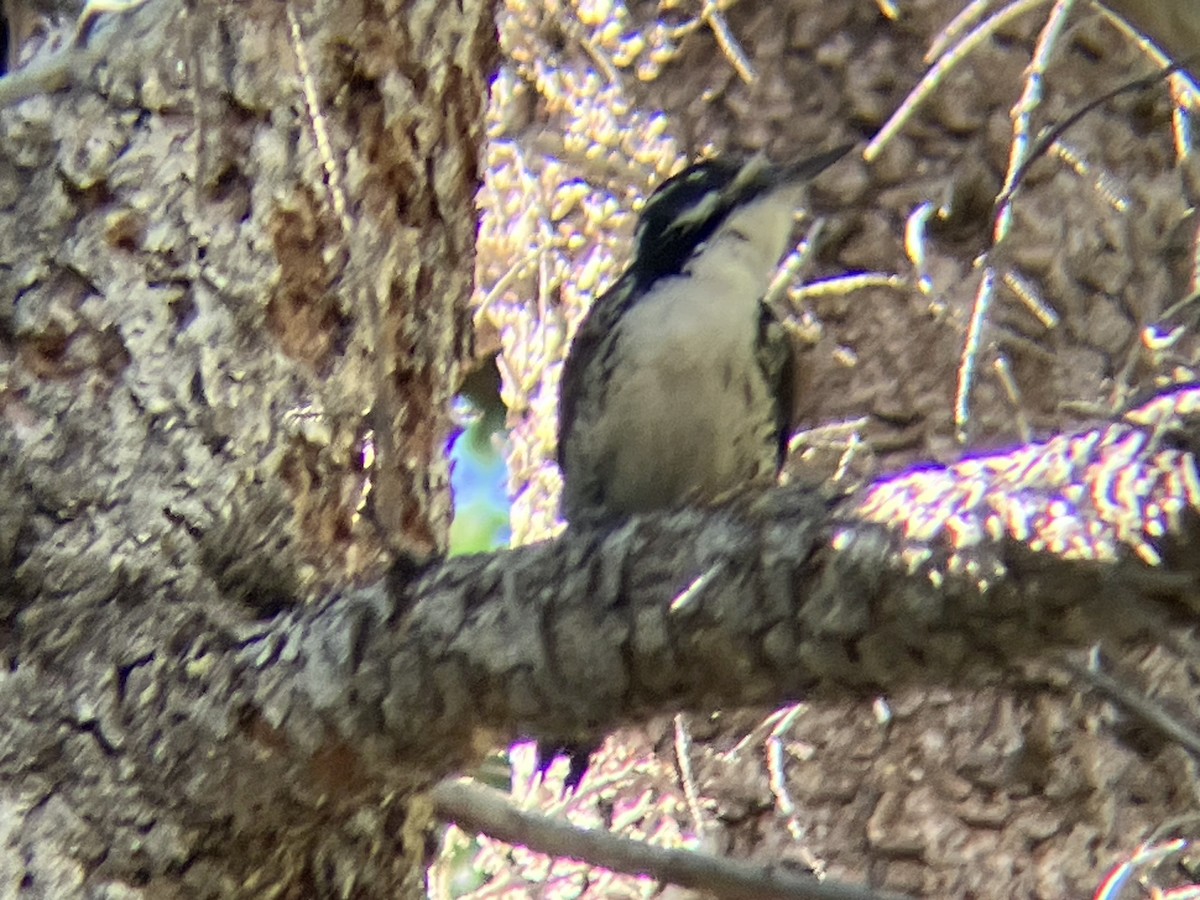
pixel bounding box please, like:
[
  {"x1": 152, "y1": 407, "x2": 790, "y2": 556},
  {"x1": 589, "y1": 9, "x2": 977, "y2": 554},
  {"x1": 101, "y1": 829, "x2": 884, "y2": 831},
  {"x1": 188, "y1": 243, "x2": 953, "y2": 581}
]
[
  {"x1": 557, "y1": 144, "x2": 851, "y2": 525},
  {"x1": 543, "y1": 145, "x2": 851, "y2": 789}
]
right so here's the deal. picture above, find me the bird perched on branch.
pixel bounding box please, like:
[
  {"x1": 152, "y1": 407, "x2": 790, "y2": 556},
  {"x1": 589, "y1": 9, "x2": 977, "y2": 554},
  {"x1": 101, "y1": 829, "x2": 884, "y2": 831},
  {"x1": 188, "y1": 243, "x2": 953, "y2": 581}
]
[
  {"x1": 544, "y1": 144, "x2": 852, "y2": 788},
  {"x1": 558, "y1": 144, "x2": 851, "y2": 525}
]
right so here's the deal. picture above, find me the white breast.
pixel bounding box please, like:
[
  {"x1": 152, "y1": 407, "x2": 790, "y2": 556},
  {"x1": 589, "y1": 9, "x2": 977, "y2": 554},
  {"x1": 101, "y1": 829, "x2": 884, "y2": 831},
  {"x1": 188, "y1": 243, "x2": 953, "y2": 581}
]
[
  {"x1": 561, "y1": 184, "x2": 803, "y2": 517},
  {"x1": 581, "y1": 263, "x2": 777, "y2": 513}
]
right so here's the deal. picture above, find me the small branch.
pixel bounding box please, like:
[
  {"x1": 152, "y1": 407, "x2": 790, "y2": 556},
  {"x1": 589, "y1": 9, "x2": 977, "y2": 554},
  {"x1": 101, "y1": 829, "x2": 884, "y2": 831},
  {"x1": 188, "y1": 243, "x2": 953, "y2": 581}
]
[
  {"x1": 994, "y1": 0, "x2": 1077, "y2": 240},
  {"x1": 431, "y1": 778, "x2": 910, "y2": 900},
  {"x1": 1099, "y1": 0, "x2": 1200, "y2": 84},
  {"x1": 1067, "y1": 658, "x2": 1200, "y2": 759},
  {"x1": 953, "y1": 265, "x2": 994, "y2": 443},
  {"x1": 673, "y1": 714, "x2": 705, "y2": 835}
]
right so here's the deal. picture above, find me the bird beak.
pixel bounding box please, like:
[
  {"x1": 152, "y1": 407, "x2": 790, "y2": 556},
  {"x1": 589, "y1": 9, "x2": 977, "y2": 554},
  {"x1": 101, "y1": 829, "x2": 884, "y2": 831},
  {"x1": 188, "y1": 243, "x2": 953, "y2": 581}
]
[
  {"x1": 729, "y1": 144, "x2": 854, "y2": 196},
  {"x1": 779, "y1": 143, "x2": 855, "y2": 185}
]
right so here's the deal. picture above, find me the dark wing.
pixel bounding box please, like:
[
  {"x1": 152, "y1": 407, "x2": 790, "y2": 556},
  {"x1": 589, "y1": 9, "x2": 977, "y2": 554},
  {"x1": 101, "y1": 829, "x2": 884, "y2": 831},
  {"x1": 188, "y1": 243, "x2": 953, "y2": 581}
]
[
  {"x1": 755, "y1": 302, "x2": 797, "y2": 471},
  {"x1": 556, "y1": 273, "x2": 637, "y2": 472}
]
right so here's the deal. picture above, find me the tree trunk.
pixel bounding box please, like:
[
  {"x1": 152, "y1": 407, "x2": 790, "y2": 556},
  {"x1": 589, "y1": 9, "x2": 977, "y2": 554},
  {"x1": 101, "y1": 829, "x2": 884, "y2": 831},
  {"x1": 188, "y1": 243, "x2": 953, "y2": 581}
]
[{"x1": 0, "y1": 0, "x2": 493, "y2": 894}]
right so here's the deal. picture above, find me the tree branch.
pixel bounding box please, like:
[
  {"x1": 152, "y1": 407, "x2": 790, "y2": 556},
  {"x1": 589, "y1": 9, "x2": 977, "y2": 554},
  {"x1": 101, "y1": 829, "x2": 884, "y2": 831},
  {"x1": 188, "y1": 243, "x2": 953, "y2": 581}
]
[{"x1": 250, "y1": 385, "x2": 1200, "y2": 784}]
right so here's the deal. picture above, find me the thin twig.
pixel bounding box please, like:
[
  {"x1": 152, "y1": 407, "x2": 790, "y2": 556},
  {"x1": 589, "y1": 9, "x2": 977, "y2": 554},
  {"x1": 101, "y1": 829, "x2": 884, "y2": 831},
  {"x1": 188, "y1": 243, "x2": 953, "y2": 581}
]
[
  {"x1": 286, "y1": 2, "x2": 351, "y2": 237},
  {"x1": 790, "y1": 273, "x2": 905, "y2": 301},
  {"x1": 671, "y1": 562, "x2": 723, "y2": 612},
  {"x1": 954, "y1": 267, "x2": 995, "y2": 443},
  {"x1": 1098, "y1": 6, "x2": 1199, "y2": 158},
  {"x1": 992, "y1": 355, "x2": 1032, "y2": 442},
  {"x1": 702, "y1": 0, "x2": 756, "y2": 83},
  {"x1": 673, "y1": 714, "x2": 706, "y2": 836},
  {"x1": 865, "y1": 0, "x2": 1049, "y2": 162},
  {"x1": 995, "y1": 55, "x2": 1199, "y2": 214},
  {"x1": 766, "y1": 704, "x2": 808, "y2": 842},
  {"x1": 942, "y1": 0, "x2": 1069, "y2": 444},
  {"x1": 994, "y1": 0, "x2": 1077, "y2": 240},
  {"x1": 765, "y1": 218, "x2": 826, "y2": 312},
  {"x1": 72, "y1": 0, "x2": 151, "y2": 45},
  {"x1": 1066, "y1": 658, "x2": 1200, "y2": 759},
  {"x1": 925, "y1": 0, "x2": 993, "y2": 63},
  {"x1": 431, "y1": 778, "x2": 912, "y2": 900},
  {"x1": 904, "y1": 202, "x2": 937, "y2": 295}
]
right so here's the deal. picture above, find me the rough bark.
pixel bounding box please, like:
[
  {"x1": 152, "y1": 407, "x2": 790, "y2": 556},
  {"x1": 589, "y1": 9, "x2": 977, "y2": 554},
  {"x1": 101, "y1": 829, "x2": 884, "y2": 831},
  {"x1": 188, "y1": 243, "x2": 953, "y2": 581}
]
[{"x1": 0, "y1": 0, "x2": 491, "y2": 894}]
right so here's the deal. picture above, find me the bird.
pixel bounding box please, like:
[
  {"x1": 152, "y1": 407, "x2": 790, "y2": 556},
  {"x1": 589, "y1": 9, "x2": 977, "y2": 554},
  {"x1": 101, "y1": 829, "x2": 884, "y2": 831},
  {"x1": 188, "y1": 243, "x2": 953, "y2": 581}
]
[
  {"x1": 543, "y1": 144, "x2": 852, "y2": 789},
  {"x1": 558, "y1": 144, "x2": 851, "y2": 525}
]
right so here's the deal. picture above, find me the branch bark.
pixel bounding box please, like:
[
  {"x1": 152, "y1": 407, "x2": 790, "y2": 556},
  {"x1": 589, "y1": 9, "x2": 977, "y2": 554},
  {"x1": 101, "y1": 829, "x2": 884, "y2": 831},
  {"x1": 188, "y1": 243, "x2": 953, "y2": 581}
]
[
  {"x1": 260, "y1": 392, "x2": 1200, "y2": 781},
  {"x1": 45, "y1": 384, "x2": 1186, "y2": 894}
]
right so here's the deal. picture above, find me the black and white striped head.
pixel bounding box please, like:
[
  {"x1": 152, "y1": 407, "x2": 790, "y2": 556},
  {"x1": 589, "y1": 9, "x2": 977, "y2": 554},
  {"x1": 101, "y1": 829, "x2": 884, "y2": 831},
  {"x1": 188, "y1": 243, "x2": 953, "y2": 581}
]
[{"x1": 628, "y1": 144, "x2": 852, "y2": 287}]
